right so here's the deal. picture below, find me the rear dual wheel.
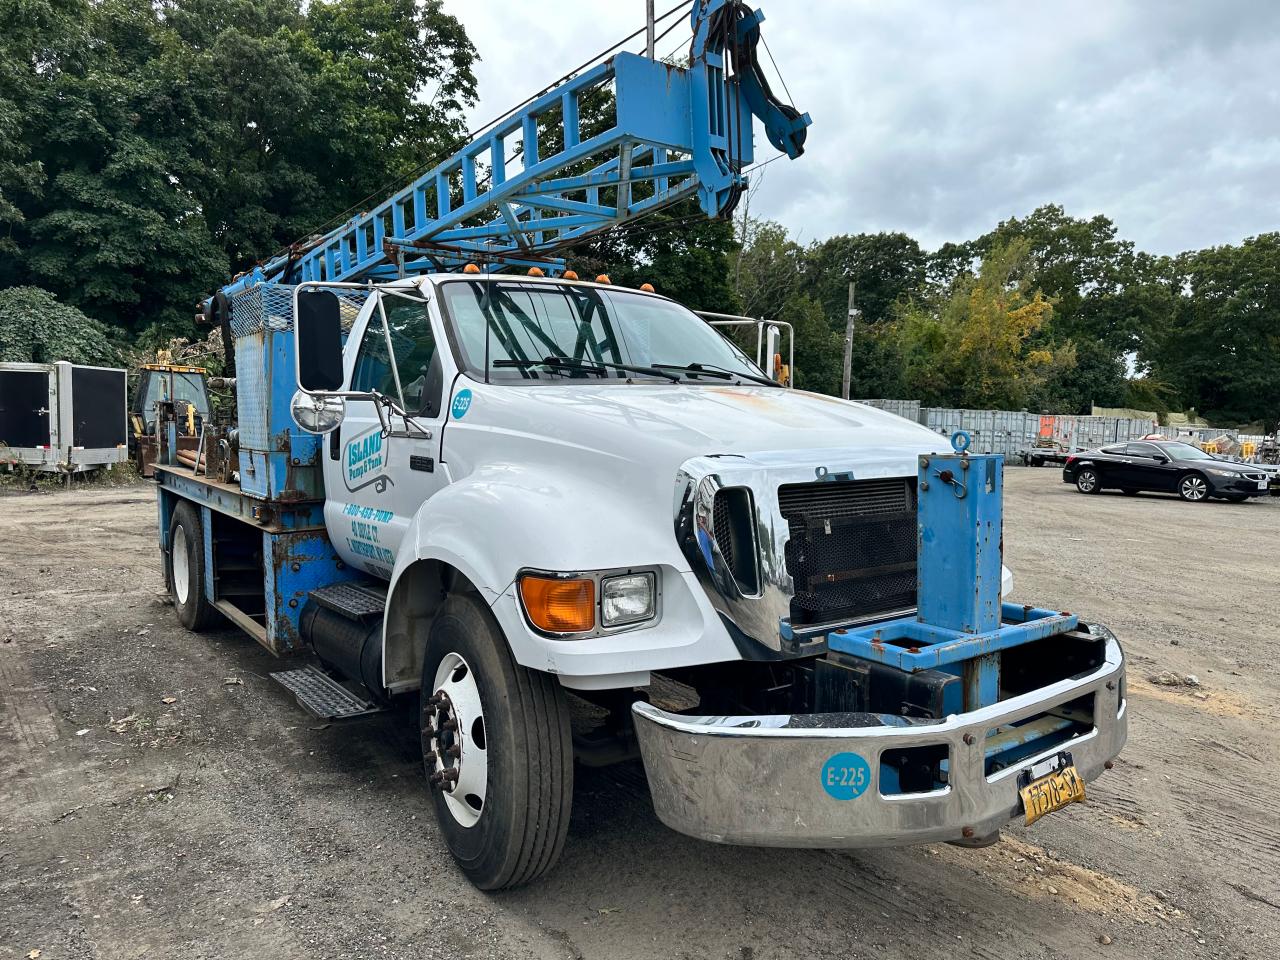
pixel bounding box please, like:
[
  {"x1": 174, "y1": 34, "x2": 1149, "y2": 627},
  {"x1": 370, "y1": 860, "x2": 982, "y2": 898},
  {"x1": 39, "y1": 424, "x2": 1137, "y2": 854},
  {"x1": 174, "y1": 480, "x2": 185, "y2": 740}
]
[
  {"x1": 420, "y1": 594, "x2": 573, "y2": 890},
  {"x1": 167, "y1": 501, "x2": 218, "y2": 631}
]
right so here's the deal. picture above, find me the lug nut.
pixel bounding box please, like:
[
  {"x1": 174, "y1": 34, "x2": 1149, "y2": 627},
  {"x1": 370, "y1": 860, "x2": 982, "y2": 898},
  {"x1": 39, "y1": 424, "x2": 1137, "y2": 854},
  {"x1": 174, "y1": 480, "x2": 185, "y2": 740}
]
[
  {"x1": 446, "y1": 744, "x2": 462, "y2": 759},
  {"x1": 441, "y1": 719, "x2": 458, "y2": 732},
  {"x1": 424, "y1": 751, "x2": 438, "y2": 763},
  {"x1": 440, "y1": 768, "x2": 459, "y2": 784}
]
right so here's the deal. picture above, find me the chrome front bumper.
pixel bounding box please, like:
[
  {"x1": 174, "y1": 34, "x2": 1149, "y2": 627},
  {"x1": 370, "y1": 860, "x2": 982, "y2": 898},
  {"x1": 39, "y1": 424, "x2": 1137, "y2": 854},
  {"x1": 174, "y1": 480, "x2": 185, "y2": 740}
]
[{"x1": 632, "y1": 635, "x2": 1126, "y2": 848}]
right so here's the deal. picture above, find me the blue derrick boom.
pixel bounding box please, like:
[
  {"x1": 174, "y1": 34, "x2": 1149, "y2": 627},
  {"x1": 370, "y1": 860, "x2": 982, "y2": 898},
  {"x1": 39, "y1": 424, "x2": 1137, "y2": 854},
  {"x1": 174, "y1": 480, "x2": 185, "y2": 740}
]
[{"x1": 209, "y1": 1, "x2": 811, "y2": 307}]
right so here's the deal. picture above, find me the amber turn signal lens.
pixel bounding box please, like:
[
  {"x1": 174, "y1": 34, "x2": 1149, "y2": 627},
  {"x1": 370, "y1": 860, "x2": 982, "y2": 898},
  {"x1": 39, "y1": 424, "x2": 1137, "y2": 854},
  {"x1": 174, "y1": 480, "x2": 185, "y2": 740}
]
[{"x1": 519, "y1": 575, "x2": 595, "y2": 633}]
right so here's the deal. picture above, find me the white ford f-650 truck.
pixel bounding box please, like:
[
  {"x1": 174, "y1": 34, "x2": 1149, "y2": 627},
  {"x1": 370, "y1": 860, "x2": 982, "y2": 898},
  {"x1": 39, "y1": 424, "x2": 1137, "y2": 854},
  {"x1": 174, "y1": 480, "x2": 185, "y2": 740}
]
[
  {"x1": 152, "y1": 1, "x2": 1125, "y2": 889},
  {"x1": 155, "y1": 272, "x2": 1126, "y2": 889}
]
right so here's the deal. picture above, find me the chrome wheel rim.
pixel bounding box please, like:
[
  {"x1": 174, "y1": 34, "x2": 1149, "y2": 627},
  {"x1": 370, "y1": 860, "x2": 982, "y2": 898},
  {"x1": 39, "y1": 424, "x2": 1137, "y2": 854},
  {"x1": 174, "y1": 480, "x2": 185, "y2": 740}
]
[
  {"x1": 172, "y1": 525, "x2": 190, "y2": 605},
  {"x1": 1182, "y1": 476, "x2": 1207, "y2": 500},
  {"x1": 425, "y1": 652, "x2": 488, "y2": 828},
  {"x1": 1078, "y1": 472, "x2": 1096, "y2": 492}
]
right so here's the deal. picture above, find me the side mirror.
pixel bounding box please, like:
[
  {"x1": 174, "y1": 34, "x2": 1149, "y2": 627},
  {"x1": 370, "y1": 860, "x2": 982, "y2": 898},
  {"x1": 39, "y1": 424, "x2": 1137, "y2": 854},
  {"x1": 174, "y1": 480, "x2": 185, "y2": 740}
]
[
  {"x1": 291, "y1": 389, "x2": 345, "y2": 435},
  {"x1": 295, "y1": 290, "x2": 344, "y2": 391},
  {"x1": 1153, "y1": 455, "x2": 1168, "y2": 463}
]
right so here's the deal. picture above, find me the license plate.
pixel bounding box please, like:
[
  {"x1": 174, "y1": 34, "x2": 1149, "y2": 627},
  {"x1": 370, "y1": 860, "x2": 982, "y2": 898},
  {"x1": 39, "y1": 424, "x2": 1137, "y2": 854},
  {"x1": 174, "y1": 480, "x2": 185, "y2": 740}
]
[
  {"x1": 1020, "y1": 764, "x2": 1086, "y2": 825},
  {"x1": 1258, "y1": 480, "x2": 1268, "y2": 490}
]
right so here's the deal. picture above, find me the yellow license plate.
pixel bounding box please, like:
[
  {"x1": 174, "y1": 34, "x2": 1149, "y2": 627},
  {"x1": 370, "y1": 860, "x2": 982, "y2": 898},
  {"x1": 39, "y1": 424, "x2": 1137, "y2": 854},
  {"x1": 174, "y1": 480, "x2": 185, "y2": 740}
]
[{"x1": 1020, "y1": 764, "x2": 1086, "y2": 825}]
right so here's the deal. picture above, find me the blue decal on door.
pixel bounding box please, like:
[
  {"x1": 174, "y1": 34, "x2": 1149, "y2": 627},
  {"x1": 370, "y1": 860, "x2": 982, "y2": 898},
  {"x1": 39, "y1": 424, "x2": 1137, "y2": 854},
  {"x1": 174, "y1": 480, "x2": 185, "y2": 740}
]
[
  {"x1": 451, "y1": 388, "x2": 473, "y2": 419},
  {"x1": 821, "y1": 752, "x2": 871, "y2": 800}
]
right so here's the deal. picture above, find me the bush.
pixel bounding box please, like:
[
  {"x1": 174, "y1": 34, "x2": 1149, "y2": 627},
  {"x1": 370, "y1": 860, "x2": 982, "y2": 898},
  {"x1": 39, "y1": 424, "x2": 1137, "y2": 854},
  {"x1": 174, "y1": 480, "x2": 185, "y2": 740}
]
[{"x1": 0, "y1": 286, "x2": 122, "y2": 366}]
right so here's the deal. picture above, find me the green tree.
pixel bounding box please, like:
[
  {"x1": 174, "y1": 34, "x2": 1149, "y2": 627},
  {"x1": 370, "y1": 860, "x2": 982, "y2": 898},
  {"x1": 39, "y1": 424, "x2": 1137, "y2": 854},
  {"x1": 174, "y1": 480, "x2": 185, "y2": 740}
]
[
  {"x1": 1150, "y1": 234, "x2": 1280, "y2": 428},
  {"x1": 0, "y1": 0, "x2": 86, "y2": 268},
  {"x1": 732, "y1": 218, "x2": 805, "y2": 321},
  {"x1": 6, "y1": 0, "x2": 478, "y2": 340},
  {"x1": 807, "y1": 231, "x2": 926, "y2": 329},
  {"x1": 961, "y1": 205, "x2": 1147, "y2": 411},
  {"x1": 0, "y1": 285, "x2": 121, "y2": 364},
  {"x1": 893, "y1": 239, "x2": 1071, "y2": 409}
]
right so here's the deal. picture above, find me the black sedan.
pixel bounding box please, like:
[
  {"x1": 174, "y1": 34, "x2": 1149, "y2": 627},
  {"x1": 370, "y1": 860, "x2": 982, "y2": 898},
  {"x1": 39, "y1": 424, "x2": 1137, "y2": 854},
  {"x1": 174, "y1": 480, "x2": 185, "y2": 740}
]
[{"x1": 1062, "y1": 440, "x2": 1271, "y2": 502}]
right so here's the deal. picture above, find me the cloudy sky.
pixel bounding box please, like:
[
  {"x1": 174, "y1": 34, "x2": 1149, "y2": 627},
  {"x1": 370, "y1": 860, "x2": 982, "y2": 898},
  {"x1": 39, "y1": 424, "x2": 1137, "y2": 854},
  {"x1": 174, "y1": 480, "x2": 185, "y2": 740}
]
[{"x1": 438, "y1": 1, "x2": 1279, "y2": 256}]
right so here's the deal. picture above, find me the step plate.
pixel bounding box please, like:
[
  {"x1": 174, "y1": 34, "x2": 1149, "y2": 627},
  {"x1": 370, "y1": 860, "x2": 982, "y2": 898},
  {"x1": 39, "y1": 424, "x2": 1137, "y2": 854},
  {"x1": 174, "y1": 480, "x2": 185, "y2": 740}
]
[
  {"x1": 309, "y1": 582, "x2": 387, "y2": 621},
  {"x1": 270, "y1": 666, "x2": 384, "y2": 720}
]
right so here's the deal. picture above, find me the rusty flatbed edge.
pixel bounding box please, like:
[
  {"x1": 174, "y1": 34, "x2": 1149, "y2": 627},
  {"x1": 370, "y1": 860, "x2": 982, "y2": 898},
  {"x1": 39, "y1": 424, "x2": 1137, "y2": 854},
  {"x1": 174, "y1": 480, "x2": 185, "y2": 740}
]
[{"x1": 154, "y1": 463, "x2": 327, "y2": 534}]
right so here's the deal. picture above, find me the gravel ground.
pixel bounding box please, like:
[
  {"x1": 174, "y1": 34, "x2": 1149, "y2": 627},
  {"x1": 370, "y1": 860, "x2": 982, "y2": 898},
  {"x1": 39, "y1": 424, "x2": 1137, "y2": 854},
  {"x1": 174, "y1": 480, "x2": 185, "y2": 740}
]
[{"x1": 2, "y1": 470, "x2": 1278, "y2": 960}]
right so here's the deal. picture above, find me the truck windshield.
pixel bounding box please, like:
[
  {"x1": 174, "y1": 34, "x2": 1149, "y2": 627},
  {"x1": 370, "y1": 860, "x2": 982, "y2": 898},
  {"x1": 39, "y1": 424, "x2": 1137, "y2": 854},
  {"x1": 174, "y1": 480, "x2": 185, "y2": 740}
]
[{"x1": 440, "y1": 281, "x2": 766, "y2": 383}]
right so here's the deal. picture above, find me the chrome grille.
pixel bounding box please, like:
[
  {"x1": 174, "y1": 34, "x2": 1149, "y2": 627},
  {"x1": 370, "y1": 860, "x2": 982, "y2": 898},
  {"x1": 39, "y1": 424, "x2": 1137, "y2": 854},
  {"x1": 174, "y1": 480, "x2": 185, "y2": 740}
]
[{"x1": 779, "y1": 477, "x2": 917, "y2": 627}]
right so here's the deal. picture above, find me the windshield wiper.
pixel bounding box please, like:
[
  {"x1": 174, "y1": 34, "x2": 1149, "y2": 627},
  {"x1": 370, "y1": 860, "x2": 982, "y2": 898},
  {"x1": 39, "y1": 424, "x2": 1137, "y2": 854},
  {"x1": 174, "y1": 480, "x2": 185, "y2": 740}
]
[
  {"x1": 653, "y1": 362, "x2": 781, "y2": 387},
  {"x1": 493, "y1": 356, "x2": 680, "y2": 382}
]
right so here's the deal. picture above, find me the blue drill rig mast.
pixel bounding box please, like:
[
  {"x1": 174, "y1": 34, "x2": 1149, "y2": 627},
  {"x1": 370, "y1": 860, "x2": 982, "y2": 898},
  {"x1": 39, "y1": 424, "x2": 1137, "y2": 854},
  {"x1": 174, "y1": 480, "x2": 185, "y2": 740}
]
[{"x1": 205, "y1": 0, "x2": 810, "y2": 319}]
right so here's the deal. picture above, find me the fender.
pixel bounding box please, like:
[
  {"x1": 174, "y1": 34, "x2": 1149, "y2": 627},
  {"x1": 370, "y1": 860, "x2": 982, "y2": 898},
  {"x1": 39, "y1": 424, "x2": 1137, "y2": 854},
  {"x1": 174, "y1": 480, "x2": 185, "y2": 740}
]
[{"x1": 380, "y1": 462, "x2": 695, "y2": 690}]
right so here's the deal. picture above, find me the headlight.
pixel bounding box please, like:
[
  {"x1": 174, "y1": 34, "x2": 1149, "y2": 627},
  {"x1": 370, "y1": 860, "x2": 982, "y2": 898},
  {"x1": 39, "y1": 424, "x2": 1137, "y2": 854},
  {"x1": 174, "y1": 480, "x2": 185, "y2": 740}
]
[
  {"x1": 1206, "y1": 467, "x2": 1241, "y2": 477},
  {"x1": 601, "y1": 572, "x2": 656, "y2": 627}
]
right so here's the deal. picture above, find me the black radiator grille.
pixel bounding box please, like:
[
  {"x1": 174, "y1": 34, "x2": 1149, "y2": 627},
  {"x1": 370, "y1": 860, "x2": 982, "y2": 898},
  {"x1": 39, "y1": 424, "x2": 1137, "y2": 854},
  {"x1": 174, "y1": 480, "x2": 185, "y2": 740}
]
[{"x1": 779, "y1": 477, "x2": 917, "y2": 627}]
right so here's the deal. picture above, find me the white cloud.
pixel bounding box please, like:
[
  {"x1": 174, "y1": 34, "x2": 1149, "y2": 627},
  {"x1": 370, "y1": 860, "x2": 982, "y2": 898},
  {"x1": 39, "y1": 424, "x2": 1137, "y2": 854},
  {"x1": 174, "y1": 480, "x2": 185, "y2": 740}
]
[{"x1": 440, "y1": 0, "x2": 1280, "y2": 255}]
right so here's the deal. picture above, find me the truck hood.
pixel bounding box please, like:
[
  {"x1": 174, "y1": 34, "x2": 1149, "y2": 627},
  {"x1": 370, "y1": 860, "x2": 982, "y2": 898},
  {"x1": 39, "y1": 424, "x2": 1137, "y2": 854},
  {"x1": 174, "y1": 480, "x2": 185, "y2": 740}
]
[{"x1": 456, "y1": 382, "x2": 944, "y2": 467}]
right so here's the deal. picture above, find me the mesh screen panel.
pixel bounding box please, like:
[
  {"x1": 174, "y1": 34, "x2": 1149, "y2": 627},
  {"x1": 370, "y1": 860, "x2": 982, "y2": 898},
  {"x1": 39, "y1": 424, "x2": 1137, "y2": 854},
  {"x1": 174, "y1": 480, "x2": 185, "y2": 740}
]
[{"x1": 780, "y1": 477, "x2": 917, "y2": 626}]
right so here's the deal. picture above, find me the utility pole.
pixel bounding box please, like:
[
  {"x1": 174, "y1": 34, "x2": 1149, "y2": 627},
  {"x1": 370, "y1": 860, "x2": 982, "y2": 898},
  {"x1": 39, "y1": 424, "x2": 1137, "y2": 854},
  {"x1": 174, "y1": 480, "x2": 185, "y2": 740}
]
[
  {"x1": 646, "y1": 0, "x2": 656, "y2": 58},
  {"x1": 841, "y1": 281, "x2": 857, "y2": 400}
]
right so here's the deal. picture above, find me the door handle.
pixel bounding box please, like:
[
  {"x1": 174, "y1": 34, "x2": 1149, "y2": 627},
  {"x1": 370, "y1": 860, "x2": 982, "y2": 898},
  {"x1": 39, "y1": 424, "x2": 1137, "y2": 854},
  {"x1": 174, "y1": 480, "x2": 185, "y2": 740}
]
[{"x1": 329, "y1": 429, "x2": 340, "y2": 461}]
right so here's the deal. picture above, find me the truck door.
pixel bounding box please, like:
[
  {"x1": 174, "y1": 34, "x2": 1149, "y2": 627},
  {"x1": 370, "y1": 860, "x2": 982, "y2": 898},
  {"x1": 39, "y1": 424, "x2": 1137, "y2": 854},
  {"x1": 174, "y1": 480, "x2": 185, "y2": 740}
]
[{"x1": 324, "y1": 290, "x2": 451, "y2": 580}]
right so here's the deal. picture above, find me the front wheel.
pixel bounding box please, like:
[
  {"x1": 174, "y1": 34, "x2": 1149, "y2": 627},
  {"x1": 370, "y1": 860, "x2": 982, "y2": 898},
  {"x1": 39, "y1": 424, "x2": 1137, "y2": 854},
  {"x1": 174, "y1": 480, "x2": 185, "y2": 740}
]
[
  {"x1": 1075, "y1": 468, "x2": 1101, "y2": 494},
  {"x1": 420, "y1": 594, "x2": 573, "y2": 890},
  {"x1": 1178, "y1": 473, "x2": 1209, "y2": 502}
]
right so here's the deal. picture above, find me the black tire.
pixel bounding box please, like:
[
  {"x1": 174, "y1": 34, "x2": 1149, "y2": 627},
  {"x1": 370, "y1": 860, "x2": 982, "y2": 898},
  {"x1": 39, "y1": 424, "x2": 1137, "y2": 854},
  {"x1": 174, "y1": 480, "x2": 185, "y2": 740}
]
[
  {"x1": 420, "y1": 593, "x2": 572, "y2": 890},
  {"x1": 1121, "y1": 488, "x2": 1139, "y2": 496},
  {"x1": 1075, "y1": 468, "x2": 1101, "y2": 494},
  {"x1": 167, "y1": 501, "x2": 218, "y2": 631},
  {"x1": 1177, "y1": 472, "x2": 1210, "y2": 502}
]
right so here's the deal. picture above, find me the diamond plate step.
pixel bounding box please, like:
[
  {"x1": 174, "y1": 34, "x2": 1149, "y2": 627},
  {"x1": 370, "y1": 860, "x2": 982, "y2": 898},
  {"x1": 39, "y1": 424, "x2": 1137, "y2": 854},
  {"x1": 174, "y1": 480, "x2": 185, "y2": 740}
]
[
  {"x1": 270, "y1": 666, "x2": 384, "y2": 720},
  {"x1": 309, "y1": 582, "x2": 387, "y2": 621}
]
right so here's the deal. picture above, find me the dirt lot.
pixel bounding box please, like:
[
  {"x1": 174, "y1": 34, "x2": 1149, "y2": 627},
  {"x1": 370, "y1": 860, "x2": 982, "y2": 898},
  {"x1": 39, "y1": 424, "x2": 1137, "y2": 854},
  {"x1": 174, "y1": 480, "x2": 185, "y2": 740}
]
[{"x1": 2, "y1": 470, "x2": 1278, "y2": 960}]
